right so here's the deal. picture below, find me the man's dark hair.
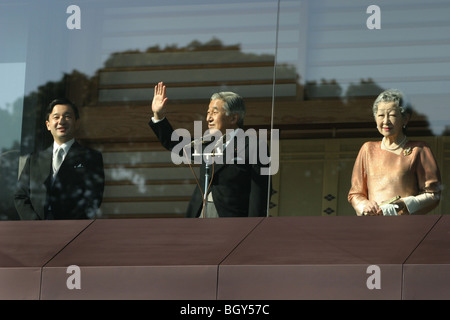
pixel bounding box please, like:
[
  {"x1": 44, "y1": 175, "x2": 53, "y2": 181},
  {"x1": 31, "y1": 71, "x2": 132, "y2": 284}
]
[{"x1": 46, "y1": 98, "x2": 80, "y2": 121}]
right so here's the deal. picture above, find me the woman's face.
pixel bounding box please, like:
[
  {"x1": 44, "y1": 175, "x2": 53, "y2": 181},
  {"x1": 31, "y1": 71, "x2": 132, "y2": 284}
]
[{"x1": 375, "y1": 101, "x2": 407, "y2": 138}]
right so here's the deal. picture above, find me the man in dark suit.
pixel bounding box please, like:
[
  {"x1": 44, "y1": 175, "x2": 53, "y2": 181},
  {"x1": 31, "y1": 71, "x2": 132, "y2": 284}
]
[
  {"x1": 149, "y1": 82, "x2": 270, "y2": 218},
  {"x1": 15, "y1": 98, "x2": 105, "y2": 220}
]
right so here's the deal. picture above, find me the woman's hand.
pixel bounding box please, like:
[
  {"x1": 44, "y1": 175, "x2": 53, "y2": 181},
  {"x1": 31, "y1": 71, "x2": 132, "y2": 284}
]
[{"x1": 360, "y1": 200, "x2": 382, "y2": 216}]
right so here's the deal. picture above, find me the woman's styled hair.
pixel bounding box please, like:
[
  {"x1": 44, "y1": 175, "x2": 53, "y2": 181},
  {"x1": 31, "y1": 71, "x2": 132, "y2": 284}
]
[
  {"x1": 372, "y1": 88, "x2": 413, "y2": 133},
  {"x1": 372, "y1": 88, "x2": 412, "y2": 118},
  {"x1": 210, "y1": 92, "x2": 246, "y2": 128}
]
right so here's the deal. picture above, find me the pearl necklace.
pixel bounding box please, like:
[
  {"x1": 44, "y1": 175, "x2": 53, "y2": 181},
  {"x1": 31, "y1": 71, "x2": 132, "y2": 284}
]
[{"x1": 382, "y1": 135, "x2": 407, "y2": 151}]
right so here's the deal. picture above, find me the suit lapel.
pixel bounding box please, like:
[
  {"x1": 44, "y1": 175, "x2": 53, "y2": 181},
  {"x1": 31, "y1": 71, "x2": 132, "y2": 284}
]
[
  {"x1": 37, "y1": 146, "x2": 53, "y2": 186},
  {"x1": 56, "y1": 141, "x2": 82, "y2": 178},
  {"x1": 210, "y1": 136, "x2": 249, "y2": 175},
  {"x1": 210, "y1": 148, "x2": 225, "y2": 174},
  {"x1": 30, "y1": 146, "x2": 52, "y2": 220}
]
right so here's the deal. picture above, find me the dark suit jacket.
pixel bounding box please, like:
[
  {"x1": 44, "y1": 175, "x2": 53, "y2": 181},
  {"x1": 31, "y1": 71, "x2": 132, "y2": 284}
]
[
  {"x1": 149, "y1": 118, "x2": 270, "y2": 218},
  {"x1": 14, "y1": 141, "x2": 105, "y2": 220}
]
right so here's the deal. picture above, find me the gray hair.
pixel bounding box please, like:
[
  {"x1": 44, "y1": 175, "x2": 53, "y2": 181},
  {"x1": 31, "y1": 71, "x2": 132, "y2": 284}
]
[
  {"x1": 372, "y1": 88, "x2": 412, "y2": 118},
  {"x1": 210, "y1": 91, "x2": 246, "y2": 128}
]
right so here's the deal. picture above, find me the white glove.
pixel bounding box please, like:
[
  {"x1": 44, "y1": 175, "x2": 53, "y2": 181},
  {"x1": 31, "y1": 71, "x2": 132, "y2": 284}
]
[
  {"x1": 402, "y1": 196, "x2": 419, "y2": 215},
  {"x1": 380, "y1": 203, "x2": 399, "y2": 216}
]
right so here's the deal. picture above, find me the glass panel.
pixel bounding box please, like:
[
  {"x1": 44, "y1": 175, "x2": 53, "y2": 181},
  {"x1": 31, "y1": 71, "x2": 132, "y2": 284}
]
[
  {"x1": 2, "y1": 0, "x2": 449, "y2": 219},
  {"x1": 0, "y1": 0, "x2": 278, "y2": 219},
  {"x1": 0, "y1": 62, "x2": 26, "y2": 220},
  {"x1": 275, "y1": 0, "x2": 450, "y2": 216},
  {"x1": 276, "y1": 0, "x2": 450, "y2": 136}
]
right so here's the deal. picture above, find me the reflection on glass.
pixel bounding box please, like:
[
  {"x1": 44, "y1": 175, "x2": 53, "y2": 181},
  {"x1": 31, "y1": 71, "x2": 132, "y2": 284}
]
[
  {"x1": 0, "y1": 0, "x2": 449, "y2": 219},
  {"x1": 277, "y1": 0, "x2": 450, "y2": 135},
  {"x1": 0, "y1": 63, "x2": 26, "y2": 220},
  {"x1": 273, "y1": 0, "x2": 449, "y2": 216},
  {"x1": 0, "y1": 0, "x2": 279, "y2": 218}
]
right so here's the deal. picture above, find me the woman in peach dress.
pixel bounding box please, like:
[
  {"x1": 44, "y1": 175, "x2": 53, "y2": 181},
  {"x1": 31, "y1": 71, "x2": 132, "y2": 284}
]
[{"x1": 348, "y1": 89, "x2": 441, "y2": 216}]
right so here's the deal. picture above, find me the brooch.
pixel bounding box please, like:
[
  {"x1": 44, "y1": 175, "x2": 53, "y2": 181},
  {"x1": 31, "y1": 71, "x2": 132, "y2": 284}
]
[{"x1": 403, "y1": 147, "x2": 412, "y2": 156}]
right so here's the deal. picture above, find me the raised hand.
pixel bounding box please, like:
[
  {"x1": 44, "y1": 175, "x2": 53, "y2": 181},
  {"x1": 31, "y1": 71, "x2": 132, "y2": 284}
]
[{"x1": 152, "y1": 82, "x2": 168, "y2": 120}]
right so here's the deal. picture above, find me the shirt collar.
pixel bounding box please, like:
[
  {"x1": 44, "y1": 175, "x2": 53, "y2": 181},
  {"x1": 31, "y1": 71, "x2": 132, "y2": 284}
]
[
  {"x1": 226, "y1": 128, "x2": 238, "y2": 141},
  {"x1": 222, "y1": 128, "x2": 245, "y2": 152},
  {"x1": 53, "y1": 139, "x2": 75, "y2": 155}
]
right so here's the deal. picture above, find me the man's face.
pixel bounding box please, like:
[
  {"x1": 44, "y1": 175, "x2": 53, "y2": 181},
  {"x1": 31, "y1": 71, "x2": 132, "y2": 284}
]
[
  {"x1": 46, "y1": 104, "x2": 79, "y2": 144},
  {"x1": 206, "y1": 99, "x2": 237, "y2": 134}
]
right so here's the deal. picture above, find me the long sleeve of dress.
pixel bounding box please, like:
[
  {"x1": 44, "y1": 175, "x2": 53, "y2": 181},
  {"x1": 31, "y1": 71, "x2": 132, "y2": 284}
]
[
  {"x1": 402, "y1": 143, "x2": 441, "y2": 214},
  {"x1": 348, "y1": 142, "x2": 370, "y2": 215}
]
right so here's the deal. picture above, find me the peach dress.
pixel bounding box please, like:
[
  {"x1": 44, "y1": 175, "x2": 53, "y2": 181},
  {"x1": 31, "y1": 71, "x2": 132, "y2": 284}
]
[{"x1": 348, "y1": 140, "x2": 441, "y2": 215}]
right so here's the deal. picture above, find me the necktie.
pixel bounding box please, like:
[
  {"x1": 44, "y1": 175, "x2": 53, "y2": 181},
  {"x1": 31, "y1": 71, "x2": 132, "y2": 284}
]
[{"x1": 53, "y1": 147, "x2": 64, "y2": 173}]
